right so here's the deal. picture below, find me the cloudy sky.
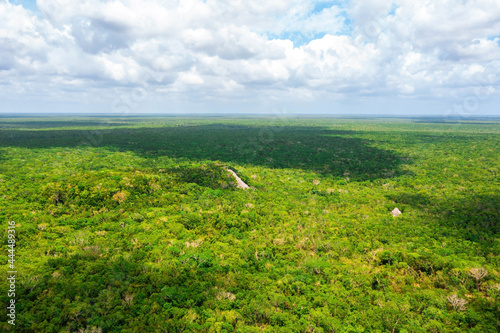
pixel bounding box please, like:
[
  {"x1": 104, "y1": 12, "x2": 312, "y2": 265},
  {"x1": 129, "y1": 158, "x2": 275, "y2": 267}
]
[{"x1": 1, "y1": 0, "x2": 499, "y2": 115}]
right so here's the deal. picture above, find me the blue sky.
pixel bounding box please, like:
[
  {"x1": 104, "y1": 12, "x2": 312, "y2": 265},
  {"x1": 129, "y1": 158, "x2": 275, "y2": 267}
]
[
  {"x1": 11, "y1": 0, "x2": 37, "y2": 11},
  {"x1": 1, "y1": 0, "x2": 499, "y2": 116}
]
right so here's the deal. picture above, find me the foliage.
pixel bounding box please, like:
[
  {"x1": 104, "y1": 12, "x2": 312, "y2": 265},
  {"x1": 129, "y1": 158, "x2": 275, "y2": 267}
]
[{"x1": 0, "y1": 116, "x2": 499, "y2": 332}]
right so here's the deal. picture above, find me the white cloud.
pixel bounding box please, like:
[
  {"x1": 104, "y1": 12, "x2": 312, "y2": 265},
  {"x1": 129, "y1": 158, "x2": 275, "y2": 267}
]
[{"x1": 1, "y1": 0, "x2": 499, "y2": 114}]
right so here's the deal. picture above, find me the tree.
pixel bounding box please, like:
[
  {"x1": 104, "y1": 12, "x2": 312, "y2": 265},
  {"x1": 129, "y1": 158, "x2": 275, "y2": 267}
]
[
  {"x1": 468, "y1": 268, "x2": 488, "y2": 291},
  {"x1": 447, "y1": 294, "x2": 467, "y2": 312}
]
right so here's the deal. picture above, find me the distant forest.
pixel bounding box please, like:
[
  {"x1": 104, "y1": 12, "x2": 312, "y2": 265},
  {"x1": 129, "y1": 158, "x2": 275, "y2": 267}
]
[{"x1": 0, "y1": 117, "x2": 498, "y2": 332}]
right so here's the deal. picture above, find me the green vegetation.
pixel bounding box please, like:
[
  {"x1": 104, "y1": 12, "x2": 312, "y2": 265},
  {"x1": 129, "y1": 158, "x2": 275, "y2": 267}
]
[{"x1": 0, "y1": 116, "x2": 499, "y2": 332}]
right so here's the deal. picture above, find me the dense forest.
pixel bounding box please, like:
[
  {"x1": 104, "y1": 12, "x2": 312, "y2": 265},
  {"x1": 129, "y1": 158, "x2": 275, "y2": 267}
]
[{"x1": 0, "y1": 116, "x2": 498, "y2": 332}]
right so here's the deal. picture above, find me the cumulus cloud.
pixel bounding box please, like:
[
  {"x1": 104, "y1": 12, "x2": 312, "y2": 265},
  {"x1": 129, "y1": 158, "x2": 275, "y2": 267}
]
[{"x1": 1, "y1": 0, "x2": 499, "y2": 113}]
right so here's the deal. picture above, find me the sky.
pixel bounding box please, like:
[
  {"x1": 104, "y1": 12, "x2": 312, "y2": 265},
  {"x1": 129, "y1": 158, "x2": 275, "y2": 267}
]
[{"x1": 1, "y1": 0, "x2": 499, "y2": 116}]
